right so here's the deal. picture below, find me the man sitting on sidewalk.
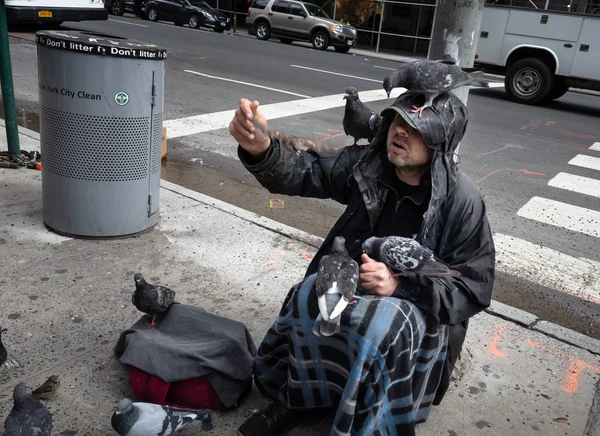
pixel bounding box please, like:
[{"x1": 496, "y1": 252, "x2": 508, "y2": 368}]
[{"x1": 229, "y1": 91, "x2": 495, "y2": 436}]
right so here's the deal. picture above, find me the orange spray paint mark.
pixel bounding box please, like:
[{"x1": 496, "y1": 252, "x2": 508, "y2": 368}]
[
  {"x1": 525, "y1": 340, "x2": 600, "y2": 394},
  {"x1": 489, "y1": 323, "x2": 509, "y2": 359},
  {"x1": 476, "y1": 168, "x2": 546, "y2": 185},
  {"x1": 299, "y1": 252, "x2": 314, "y2": 261}
]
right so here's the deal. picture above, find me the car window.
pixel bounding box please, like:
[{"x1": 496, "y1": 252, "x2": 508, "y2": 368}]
[
  {"x1": 289, "y1": 3, "x2": 305, "y2": 16},
  {"x1": 249, "y1": 0, "x2": 270, "y2": 9},
  {"x1": 188, "y1": 0, "x2": 214, "y2": 10},
  {"x1": 271, "y1": 0, "x2": 291, "y2": 13},
  {"x1": 304, "y1": 3, "x2": 330, "y2": 18}
]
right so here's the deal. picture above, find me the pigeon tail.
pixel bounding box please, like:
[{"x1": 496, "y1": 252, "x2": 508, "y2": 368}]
[{"x1": 313, "y1": 313, "x2": 341, "y2": 337}]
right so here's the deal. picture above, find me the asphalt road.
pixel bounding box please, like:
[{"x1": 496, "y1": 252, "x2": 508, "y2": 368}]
[{"x1": 5, "y1": 14, "x2": 600, "y2": 338}]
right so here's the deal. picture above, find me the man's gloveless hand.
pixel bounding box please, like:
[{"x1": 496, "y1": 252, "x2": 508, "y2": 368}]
[
  {"x1": 360, "y1": 253, "x2": 399, "y2": 297},
  {"x1": 229, "y1": 98, "x2": 271, "y2": 157}
]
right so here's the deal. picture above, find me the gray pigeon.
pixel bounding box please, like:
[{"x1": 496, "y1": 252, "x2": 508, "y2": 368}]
[
  {"x1": 111, "y1": 398, "x2": 213, "y2": 436},
  {"x1": 342, "y1": 87, "x2": 381, "y2": 148},
  {"x1": 362, "y1": 236, "x2": 461, "y2": 277},
  {"x1": 382, "y1": 60, "x2": 489, "y2": 117},
  {"x1": 313, "y1": 236, "x2": 359, "y2": 337},
  {"x1": 2, "y1": 382, "x2": 53, "y2": 436},
  {"x1": 0, "y1": 326, "x2": 7, "y2": 367},
  {"x1": 132, "y1": 273, "x2": 176, "y2": 329}
]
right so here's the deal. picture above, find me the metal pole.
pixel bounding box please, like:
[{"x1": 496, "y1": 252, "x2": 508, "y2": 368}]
[
  {"x1": 429, "y1": 0, "x2": 485, "y2": 156},
  {"x1": 333, "y1": 0, "x2": 337, "y2": 20},
  {"x1": 233, "y1": 0, "x2": 237, "y2": 32},
  {"x1": 0, "y1": 0, "x2": 20, "y2": 156},
  {"x1": 375, "y1": 0, "x2": 385, "y2": 53},
  {"x1": 413, "y1": 5, "x2": 422, "y2": 54}
]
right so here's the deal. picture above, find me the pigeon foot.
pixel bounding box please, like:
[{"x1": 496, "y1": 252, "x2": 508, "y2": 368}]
[
  {"x1": 411, "y1": 105, "x2": 426, "y2": 119},
  {"x1": 145, "y1": 317, "x2": 157, "y2": 329}
]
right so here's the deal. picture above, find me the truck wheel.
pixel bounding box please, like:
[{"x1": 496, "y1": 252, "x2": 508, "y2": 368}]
[
  {"x1": 311, "y1": 30, "x2": 329, "y2": 50},
  {"x1": 255, "y1": 22, "x2": 270, "y2": 40},
  {"x1": 505, "y1": 58, "x2": 554, "y2": 105},
  {"x1": 546, "y1": 77, "x2": 570, "y2": 101}
]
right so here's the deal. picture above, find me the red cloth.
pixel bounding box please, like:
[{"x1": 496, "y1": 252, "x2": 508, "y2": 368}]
[{"x1": 128, "y1": 365, "x2": 222, "y2": 410}]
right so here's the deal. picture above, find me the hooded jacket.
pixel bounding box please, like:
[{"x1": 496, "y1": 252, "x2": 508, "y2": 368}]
[{"x1": 238, "y1": 91, "x2": 496, "y2": 404}]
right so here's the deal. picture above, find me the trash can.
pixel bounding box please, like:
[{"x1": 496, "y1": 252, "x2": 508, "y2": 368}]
[{"x1": 36, "y1": 30, "x2": 167, "y2": 238}]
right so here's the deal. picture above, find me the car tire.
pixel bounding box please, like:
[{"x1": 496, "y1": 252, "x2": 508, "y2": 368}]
[
  {"x1": 147, "y1": 6, "x2": 158, "y2": 21},
  {"x1": 279, "y1": 38, "x2": 293, "y2": 44},
  {"x1": 545, "y1": 77, "x2": 570, "y2": 101},
  {"x1": 188, "y1": 13, "x2": 200, "y2": 28},
  {"x1": 311, "y1": 30, "x2": 329, "y2": 50},
  {"x1": 255, "y1": 21, "x2": 270, "y2": 40},
  {"x1": 334, "y1": 45, "x2": 350, "y2": 53},
  {"x1": 505, "y1": 57, "x2": 554, "y2": 105},
  {"x1": 110, "y1": 0, "x2": 125, "y2": 16}
]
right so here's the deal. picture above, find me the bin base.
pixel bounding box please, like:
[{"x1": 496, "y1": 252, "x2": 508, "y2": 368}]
[{"x1": 44, "y1": 220, "x2": 159, "y2": 240}]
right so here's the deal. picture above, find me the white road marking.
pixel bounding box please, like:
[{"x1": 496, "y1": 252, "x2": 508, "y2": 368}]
[
  {"x1": 184, "y1": 70, "x2": 311, "y2": 98},
  {"x1": 591, "y1": 142, "x2": 600, "y2": 151},
  {"x1": 517, "y1": 197, "x2": 600, "y2": 238},
  {"x1": 494, "y1": 233, "x2": 600, "y2": 304},
  {"x1": 548, "y1": 172, "x2": 600, "y2": 199},
  {"x1": 164, "y1": 87, "x2": 404, "y2": 139},
  {"x1": 374, "y1": 65, "x2": 395, "y2": 71},
  {"x1": 108, "y1": 19, "x2": 148, "y2": 27},
  {"x1": 569, "y1": 154, "x2": 600, "y2": 172},
  {"x1": 290, "y1": 65, "x2": 382, "y2": 83}
]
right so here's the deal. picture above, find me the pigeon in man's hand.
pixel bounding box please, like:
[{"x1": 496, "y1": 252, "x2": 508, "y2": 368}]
[
  {"x1": 32, "y1": 375, "x2": 60, "y2": 401},
  {"x1": 2, "y1": 382, "x2": 53, "y2": 436},
  {"x1": 132, "y1": 273, "x2": 176, "y2": 329},
  {"x1": 313, "y1": 236, "x2": 360, "y2": 337},
  {"x1": 111, "y1": 398, "x2": 213, "y2": 436},
  {"x1": 0, "y1": 326, "x2": 7, "y2": 367},
  {"x1": 362, "y1": 236, "x2": 461, "y2": 277},
  {"x1": 382, "y1": 59, "x2": 489, "y2": 117},
  {"x1": 342, "y1": 87, "x2": 381, "y2": 148}
]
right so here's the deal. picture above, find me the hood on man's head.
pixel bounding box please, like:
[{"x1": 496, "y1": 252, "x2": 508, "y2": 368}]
[{"x1": 377, "y1": 91, "x2": 469, "y2": 155}]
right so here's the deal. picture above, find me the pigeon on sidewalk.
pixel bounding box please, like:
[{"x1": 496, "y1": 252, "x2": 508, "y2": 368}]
[
  {"x1": 342, "y1": 87, "x2": 381, "y2": 148},
  {"x1": 132, "y1": 273, "x2": 176, "y2": 329},
  {"x1": 0, "y1": 326, "x2": 7, "y2": 367},
  {"x1": 382, "y1": 59, "x2": 489, "y2": 117},
  {"x1": 2, "y1": 382, "x2": 53, "y2": 436},
  {"x1": 313, "y1": 236, "x2": 360, "y2": 337},
  {"x1": 111, "y1": 398, "x2": 214, "y2": 436},
  {"x1": 362, "y1": 236, "x2": 461, "y2": 277}
]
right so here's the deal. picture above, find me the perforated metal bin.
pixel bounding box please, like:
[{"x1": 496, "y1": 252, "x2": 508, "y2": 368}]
[{"x1": 36, "y1": 30, "x2": 166, "y2": 238}]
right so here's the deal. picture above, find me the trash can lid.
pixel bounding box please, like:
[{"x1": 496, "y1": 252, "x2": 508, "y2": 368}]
[{"x1": 36, "y1": 30, "x2": 167, "y2": 60}]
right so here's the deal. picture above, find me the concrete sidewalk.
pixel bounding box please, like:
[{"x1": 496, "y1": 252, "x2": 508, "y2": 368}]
[{"x1": 1, "y1": 125, "x2": 599, "y2": 436}]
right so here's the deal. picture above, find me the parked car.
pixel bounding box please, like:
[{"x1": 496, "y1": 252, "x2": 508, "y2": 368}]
[
  {"x1": 145, "y1": 0, "x2": 231, "y2": 32},
  {"x1": 246, "y1": 0, "x2": 357, "y2": 53},
  {"x1": 105, "y1": 0, "x2": 147, "y2": 18}
]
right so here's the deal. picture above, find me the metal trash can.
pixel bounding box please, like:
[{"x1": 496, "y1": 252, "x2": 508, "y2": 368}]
[{"x1": 36, "y1": 30, "x2": 166, "y2": 238}]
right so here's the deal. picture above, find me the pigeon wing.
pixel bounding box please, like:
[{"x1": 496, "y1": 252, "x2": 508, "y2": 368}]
[
  {"x1": 380, "y1": 236, "x2": 434, "y2": 273},
  {"x1": 414, "y1": 258, "x2": 462, "y2": 277},
  {"x1": 154, "y1": 285, "x2": 176, "y2": 310},
  {"x1": 368, "y1": 112, "x2": 381, "y2": 140}
]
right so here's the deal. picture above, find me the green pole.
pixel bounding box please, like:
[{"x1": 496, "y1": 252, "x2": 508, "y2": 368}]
[{"x1": 0, "y1": 0, "x2": 20, "y2": 156}]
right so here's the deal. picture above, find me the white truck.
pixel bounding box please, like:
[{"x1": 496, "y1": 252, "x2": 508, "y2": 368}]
[{"x1": 474, "y1": 4, "x2": 600, "y2": 104}]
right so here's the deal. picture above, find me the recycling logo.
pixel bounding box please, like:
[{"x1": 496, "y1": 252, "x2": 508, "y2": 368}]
[{"x1": 115, "y1": 92, "x2": 129, "y2": 106}]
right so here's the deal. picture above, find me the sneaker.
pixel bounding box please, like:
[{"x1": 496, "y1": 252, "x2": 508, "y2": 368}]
[{"x1": 237, "y1": 400, "x2": 323, "y2": 436}]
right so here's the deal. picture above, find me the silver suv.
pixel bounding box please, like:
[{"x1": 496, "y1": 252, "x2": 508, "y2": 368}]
[{"x1": 246, "y1": 0, "x2": 357, "y2": 53}]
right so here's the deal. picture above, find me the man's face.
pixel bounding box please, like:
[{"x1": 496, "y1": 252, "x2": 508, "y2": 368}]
[{"x1": 386, "y1": 113, "x2": 430, "y2": 171}]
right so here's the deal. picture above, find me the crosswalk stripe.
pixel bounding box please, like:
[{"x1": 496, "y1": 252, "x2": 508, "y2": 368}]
[
  {"x1": 494, "y1": 233, "x2": 600, "y2": 304},
  {"x1": 591, "y1": 142, "x2": 600, "y2": 151},
  {"x1": 164, "y1": 87, "x2": 405, "y2": 139},
  {"x1": 548, "y1": 172, "x2": 600, "y2": 199},
  {"x1": 569, "y1": 154, "x2": 600, "y2": 172},
  {"x1": 517, "y1": 197, "x2": 600, "y2": 238}
]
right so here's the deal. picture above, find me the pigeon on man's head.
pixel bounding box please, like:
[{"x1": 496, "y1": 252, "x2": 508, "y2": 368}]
[
  {"x1": 362, "y1": 236, "x2": 461, "y2": 277},
  {"x1": 132, "y1": 273, "x2": 176, "y2": 329},
  {"x1": 342, "y1": 87, "x2": 381, "y2": 148},
  {"x1": 382, "y1": 59, "x2": 489, "y2": 118},
  {"x1": 313, "y1": 236, "x2": 360, "y2": 337},
  {"x1": 0, "y1": 326, "x2": 7, "y2": 367},
  {"x1": 111, "y1": 398, "x2": 213, "y2": 436},
  {"x1": 2, "y1": 382, "x2": 53, "y2": 436}
]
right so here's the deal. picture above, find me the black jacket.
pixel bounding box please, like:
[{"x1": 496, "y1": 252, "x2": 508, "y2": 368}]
[{"x1": 238, "y1": 93, "x2": 496, "y2": 404}]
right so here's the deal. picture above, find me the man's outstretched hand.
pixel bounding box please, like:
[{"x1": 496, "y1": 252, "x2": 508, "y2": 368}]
[
  {"x1": 360, "y1": 253, "x2": 399, "y2": 297},
  {"x1": 229, "y1": 98, "x2": 271, "y2": 157}
]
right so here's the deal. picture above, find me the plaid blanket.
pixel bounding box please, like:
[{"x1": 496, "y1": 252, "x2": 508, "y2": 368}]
[{"x1": 254, "y1": 273, "x2": 448, "y2": 436}]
